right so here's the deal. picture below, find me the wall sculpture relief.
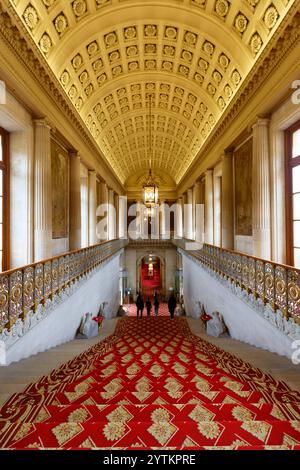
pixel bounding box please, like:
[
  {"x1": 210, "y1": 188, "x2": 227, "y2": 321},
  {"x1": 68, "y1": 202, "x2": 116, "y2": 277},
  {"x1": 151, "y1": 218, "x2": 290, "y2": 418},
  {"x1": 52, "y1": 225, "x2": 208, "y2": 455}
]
[
  {"x1": 234, "y1": 138, "x2": 253, "y2": 236},
  {"x1": 51, "y1": 140, "x2": 69, "y2": 239}
]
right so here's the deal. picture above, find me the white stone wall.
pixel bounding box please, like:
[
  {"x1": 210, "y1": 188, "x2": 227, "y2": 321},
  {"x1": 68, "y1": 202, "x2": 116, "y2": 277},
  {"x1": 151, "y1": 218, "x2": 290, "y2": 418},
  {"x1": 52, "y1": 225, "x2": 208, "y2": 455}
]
[
  {"x1": 182, "y1": 252, "x2": 295, "y2": 359},
  {"x1": 4, "y1": 254, "x2": 121, "y2": 365}
]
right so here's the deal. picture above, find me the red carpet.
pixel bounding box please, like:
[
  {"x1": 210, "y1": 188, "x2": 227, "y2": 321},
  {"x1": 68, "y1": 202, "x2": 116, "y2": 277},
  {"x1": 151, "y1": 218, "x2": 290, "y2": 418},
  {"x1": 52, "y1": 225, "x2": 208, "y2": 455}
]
[
  {"x1": 1, "y1": 317, "x2": 300, "y2": 450},
  {"x1": 126, "y1": 303, "x2": 170, "y2": 317}
]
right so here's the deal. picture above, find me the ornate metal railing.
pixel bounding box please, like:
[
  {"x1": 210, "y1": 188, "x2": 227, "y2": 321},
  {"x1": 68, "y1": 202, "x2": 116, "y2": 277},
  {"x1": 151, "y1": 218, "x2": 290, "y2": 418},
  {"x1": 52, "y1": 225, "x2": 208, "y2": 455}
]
[
  {"x1": 0, "y1": 239, "x2": 127, "y2": 332},
  {"x1": 128, "y1": 237, "x2": 174, "y2": 247},
  {"x1": 173, "y1": 240, "x2": 300, "y2": 325}
]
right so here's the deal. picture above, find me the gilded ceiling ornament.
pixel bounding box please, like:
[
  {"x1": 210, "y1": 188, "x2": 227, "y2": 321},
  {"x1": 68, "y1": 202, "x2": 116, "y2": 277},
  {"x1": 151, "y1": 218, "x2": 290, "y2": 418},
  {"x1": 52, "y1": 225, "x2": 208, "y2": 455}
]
[
  {"x1": 178, "y1": 65, "x2": 189, "y2": 76},
  {"x1": 198, "y1": 58, "x2": 209, "y2": 71},
  {"x1": 131, "y1": 84, "x2": 141, "y2": 92},
  {"x1": 72, "y1": 53, "x2": 83, "y2": 70},
  {"x1": 144, "y1": 44, "x2": 156, "y2": 54},
  {"x1": 105, "y1": 93, "x2": 113, "y2": 103},
  {"x1": 163, "y1": 45, "x2": 175, "y2": 57},
  {"x1": 97, "y1": 73, "x2": 107, "y2": 85},
  {"x1": 234, "y1": 13, "x2": 248, "y2": 34},
  {"x1": 39, "y1": 33, "x2": 52, "y2": 53},
  {"x1": 224, "y1": 84, "x2": 232, "y2": 98},
  {"x1": 160, "y1": 83, "x2": 170, "y2": 92},
  {"x1": 218, "y1": 53, "x2": 230, "y2": 69},
  {"x1": 231, "y1": 69, "x2": 241, "y2": 86},
  {"x1": 264, "y1": 5, "x2": 279, "y2": 29},
  {"x1": 175, "y1": 87, "x2": 184, "y2": 96},
  {"x1": 54, "y1": 13, "x2": 68, "y2": 35},
  {"x1": 72, "y1": 0, "x2": 87, "y2": 17},
  {"x1": 42, "y1": 0, "x2": 55, "y2": 7},
  {"x1": 93, "y1": 103, "x2": 101, "y2": 115},
  {"x1": 193, "y1": 119, "x2": 200, "y2": 128},
  {"x1": 184, "y1": 31, "x2": 198, "y2": 47},
  {"x1": 144, "y1": 25, "x2": 157, "y2": 37},
  {"x1": 60, "y1": 70, "x2": 70, "y2": 87},
  {"x1": 92, "y1": 58, "x2": 103, "y2": 72},
  {"x1": 128, "y1": 61, "x2": 139, "y2": 71},
  {"x1": 79, "y1": 70, "x2": 89, "y2": 83},
  {"x1": 207, "y1": 83, "x2": 217, "y2": 96},
  {"x1": 84, "y1": 84, "x2": 93, "y2": 96},
  {"x1": 185, "y1": 103, "x2": 193, "y2": 113},
  {"x1": 196, "y1": 111, "x2": 203, "y2": 121},
  {"x1": 68, "y1": 85, "x2": 77, "y2": 99},
  {"x1": 23, "y1": 4, "x2": 39, "y2": 30},
  {"x1": 162, "y1": 61, "x2": 173, "y2": 71},
  {"x1": 250, "y1": 32, "x2": 263, "y2": 55},
  {"x1": 181, "y1": 50, "x2": 193, "y2": 63},
  {"x1": 127, "y1": 45, "x2": 138, "y2": 57},
  {"x1": 215, "y1": 0, "x2": 230, "y2": 18},
  {"x1": 213, "y1": 70, "x2": 222, "y2": 84},
  {"x1": 124, "y1": 26, "x2": 137, "y2": 40},
  {"x1": 145, "y1": 60, "x2": 156, "y2": 69},
  {"x1": 104, "y1": 31, "x2": 118, "y2": 47},
  {"x1": 109, "y1": 50, "x2": 120, "y2": 62},
  {"x1": 191, "y1": 0, "x2": 206, "y2": 6},
  {"x1": 247, "y1": 0, "x2": 260, "y2": 7},
  {"x1": 194, "y1": 73, "x2": 204, "y2": 84},
  {"x1": 164, "y1": 26, "x2": 178, "y2": 40},
  {"x1": 209, "y1": 114, "x2": 215, "y2": 125},
  {"x1": 87, "y1": 41, "x2": 99, "y2": 56},
  {"x1": 202, "y1": 41, "x2": 215, "y2": 56},
  {"x1": 112, "y1": 65, "x2": 122, "y2": 76}
]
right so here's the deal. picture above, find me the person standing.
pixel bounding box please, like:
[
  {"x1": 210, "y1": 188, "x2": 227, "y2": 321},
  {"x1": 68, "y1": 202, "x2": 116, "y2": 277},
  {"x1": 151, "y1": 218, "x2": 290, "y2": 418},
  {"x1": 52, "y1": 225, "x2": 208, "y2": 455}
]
[
  {"x1": 153, "y1": 292, "x2": 159, "y2": 317},
  {"x1": 136, "y1": 293, "x2": 144, "y2": 318},
  {"x1": 146, "y1": 298, "x2": 152, "y2": 316},
  {"x1": 168, "y1": 292, "x2": 177, "y2": 319}
]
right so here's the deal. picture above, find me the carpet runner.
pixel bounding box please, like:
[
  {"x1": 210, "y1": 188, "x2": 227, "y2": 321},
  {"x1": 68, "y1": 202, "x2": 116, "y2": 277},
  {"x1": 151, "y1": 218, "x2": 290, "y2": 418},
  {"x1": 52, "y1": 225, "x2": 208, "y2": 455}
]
[{"x1": 0, "y1": 317, "x2": 300, "y2": 450}]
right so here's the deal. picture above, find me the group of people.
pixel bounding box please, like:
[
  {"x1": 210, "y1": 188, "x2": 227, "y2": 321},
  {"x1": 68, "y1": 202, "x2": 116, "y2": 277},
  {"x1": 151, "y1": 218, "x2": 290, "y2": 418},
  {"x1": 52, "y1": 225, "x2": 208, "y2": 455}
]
[{"x1": 135, "y1": 292, "x2": 177, "y2": 319}]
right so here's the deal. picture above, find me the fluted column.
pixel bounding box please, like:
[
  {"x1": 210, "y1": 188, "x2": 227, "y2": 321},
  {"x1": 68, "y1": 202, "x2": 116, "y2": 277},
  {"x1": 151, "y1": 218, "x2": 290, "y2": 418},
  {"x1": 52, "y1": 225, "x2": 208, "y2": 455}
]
[
  {"x1": 97, "y1": 181, "x2": 109, "y2": 241},
  {"x1": 88, "y1": 170, "x2": 97, "y2": 246},
  {"x1": 34, "y1": 119, "x2": 52, "y2": 261},
  {"x1": 114, "y1": 193, "x2": 119, "y2": 240},
  {"x1": 221, "y1": 151, "x2": 234, "y2": 249},
  {"x1": 118, "y1": 195, "x2": 127, "y2": 238},
  {"x1": 175, "y1": 197, "x2": 183, "y2": 238},
  {"x1": 252, "y1": 118, "x2": 271, "y2": 259},
  {"x1": 186, "y1": 188, "x2": 193, "y2": 240},
  {"x1": 108, "y1": 189, "x2": 116, "y2": 240},
  {"x1": 182, "y1": 193, "x2": 187, "y2": 238},
  {"x1": 194, "y1": 181, "x2": 203, "y2": 243},
  {"x1": 160, "y1": 199, "x2": 166, "y2": 239},
  {"x1": 69, "y1": 152, "x2": 82, "y2": 250},
  {"x1": 205, "y1": 170, "x2": 214, "y2": 244}
]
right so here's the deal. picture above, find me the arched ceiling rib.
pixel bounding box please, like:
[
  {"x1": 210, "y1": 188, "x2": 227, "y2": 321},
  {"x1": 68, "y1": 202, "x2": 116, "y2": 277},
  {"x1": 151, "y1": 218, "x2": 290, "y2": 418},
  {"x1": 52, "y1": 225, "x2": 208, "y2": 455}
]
[{"x1": 12, "y1": 0, "x2": 293, "y2": 185}]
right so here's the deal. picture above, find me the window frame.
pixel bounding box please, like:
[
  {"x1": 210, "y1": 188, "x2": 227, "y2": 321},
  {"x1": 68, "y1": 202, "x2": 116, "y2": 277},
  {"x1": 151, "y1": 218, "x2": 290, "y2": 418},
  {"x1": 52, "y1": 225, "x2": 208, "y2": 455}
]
[
  {"x1": 0, "y1": 127, "x2": 9, "y2": 271},
  {"x1": 285, "y1": 120, "x2": 300, "y2": 267}
]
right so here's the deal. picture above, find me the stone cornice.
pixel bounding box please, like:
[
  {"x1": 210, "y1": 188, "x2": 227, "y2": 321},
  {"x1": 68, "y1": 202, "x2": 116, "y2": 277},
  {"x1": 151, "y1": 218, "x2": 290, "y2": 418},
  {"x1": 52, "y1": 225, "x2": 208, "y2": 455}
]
[
  {"x1": 179, "y1": 7, "x2": 300, "y2": 192},
  {"x1": 0, "y1": 0, "x2": 124, "y2": 192}
]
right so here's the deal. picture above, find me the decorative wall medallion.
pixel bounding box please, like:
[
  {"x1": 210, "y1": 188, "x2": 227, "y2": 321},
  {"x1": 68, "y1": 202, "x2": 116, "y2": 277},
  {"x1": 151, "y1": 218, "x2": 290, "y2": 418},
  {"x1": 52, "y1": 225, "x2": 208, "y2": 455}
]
[
  {"x1": 250, "y1": 32, "x2": 263, "y2": 55},
  {"x1": 23, "y1": 4, "x2": 39, "y2": 30},
  {"x1": 215, "y1": 0, "x2": 230, "y2": 18},
  {"x1": 234, "y1": 13, "x2": 248, "y2": 34},
  {"x1": 104, "y1": 31, "x2": 118, "y2": 47},
  {"x1": 164, "y1": 26, "x2": 178, "y2": 40},
  {"x1": 54, "y1": 13, "x2": 68, "y2": 35},
  {"x1": 144, "y1": 25, "x2": 157, "y2": 37},
  {"x1": 72, "y1": 0, "x2": 87, "y2": 17},
  {"x1": 202, "y1": 41, "x2": 215, "y2": 56},
  {"x1": 87, "y1": 41, "x2": 99, "y2": 56},
  {"x1": 264, "y1": 5, "x2": 279, "y2": 30},
  {"x1": 39, "y1": 33, "x2": 52, "y2": 54}
]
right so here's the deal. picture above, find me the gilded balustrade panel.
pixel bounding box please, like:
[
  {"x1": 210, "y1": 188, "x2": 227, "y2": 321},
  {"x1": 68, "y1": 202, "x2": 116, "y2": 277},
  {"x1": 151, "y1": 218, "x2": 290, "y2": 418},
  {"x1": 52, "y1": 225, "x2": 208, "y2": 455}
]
[
  {"x1": 255, "y1": 260, "x2": 265, "y2": 300},
  {"x1": 52, "y1": 259, "x2": 59, "y2": 293},
  {"x1": 288, "y1": 268, "x2": 300, "y2": 321},
  {"x1": 0, "y1": 275, "x2": 9, "y2": 329},
  {"x1": 23, "y1": 267, "x2": 34, "y2": 314},
  {"x1": 9, "y1": 271, "x2": 23, "y2": 327},
  {"x1": 44, "y1": 261, "x2": 52, "y2": 300},
  {"x1": 34, "y1": 264, "x2": 44, "y2": 308},
  {"x1": 265, "y1": 263, "x2": 275, "y2": 308}
]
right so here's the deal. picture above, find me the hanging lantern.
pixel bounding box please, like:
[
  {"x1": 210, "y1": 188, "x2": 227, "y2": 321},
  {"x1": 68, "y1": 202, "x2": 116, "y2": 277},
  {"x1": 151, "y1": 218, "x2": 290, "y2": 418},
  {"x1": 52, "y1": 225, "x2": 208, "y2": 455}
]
[{"x1": 142, "y1": 94, "x2": 159, "y2": 207}]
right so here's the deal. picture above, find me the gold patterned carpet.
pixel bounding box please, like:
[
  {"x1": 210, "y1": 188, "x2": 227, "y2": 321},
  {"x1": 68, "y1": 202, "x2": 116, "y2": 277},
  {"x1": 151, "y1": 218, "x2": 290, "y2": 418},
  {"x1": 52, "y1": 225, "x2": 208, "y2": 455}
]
[{"x1": 0, "y1": 317, "x2": 300, "y2": 450}]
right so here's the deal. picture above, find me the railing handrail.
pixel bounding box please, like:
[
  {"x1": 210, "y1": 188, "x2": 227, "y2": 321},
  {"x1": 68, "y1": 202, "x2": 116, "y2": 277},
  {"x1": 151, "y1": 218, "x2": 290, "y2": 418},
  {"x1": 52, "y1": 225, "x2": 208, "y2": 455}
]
[
  {"x1": 0, "y1": 238, "x2": 123, "y2": 277},
  {"x1": 0, "y1": 238, "x2": 128, "y2": 332},
  {"x1": 173, "y1": 239, "x2": 300, "y2": 324}
]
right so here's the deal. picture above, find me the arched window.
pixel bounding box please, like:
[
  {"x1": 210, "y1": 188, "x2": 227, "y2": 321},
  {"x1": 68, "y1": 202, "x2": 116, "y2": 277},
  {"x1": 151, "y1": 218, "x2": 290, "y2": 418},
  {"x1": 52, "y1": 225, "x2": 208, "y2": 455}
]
[{"x1": 286, "y1": 121, "x2": 300, "y2": 268}]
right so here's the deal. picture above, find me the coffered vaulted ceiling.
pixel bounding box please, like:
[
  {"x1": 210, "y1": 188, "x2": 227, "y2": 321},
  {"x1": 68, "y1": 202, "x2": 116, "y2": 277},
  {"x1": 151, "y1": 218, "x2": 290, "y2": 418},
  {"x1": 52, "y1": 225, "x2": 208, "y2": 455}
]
[{"x1": 11, "y1": 0, "x2": 294, "y2": 186}]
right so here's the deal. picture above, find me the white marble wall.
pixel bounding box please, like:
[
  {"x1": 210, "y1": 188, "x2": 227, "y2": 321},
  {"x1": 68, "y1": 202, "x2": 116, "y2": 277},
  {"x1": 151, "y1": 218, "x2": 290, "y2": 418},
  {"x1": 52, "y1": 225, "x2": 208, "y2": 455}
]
[{"x1": 182, "y1": 252, "x2": 296, "y2": 359}]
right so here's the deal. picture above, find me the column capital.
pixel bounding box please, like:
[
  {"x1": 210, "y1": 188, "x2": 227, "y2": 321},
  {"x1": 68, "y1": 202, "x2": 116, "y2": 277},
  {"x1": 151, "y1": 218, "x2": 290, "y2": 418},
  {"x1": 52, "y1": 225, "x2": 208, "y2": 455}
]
[
  {"x1": 205, "y1": 169, "x2": 213, "y2": 176},
  {"x1": 33, "y1": 118, "x2": 51, "y2": 129},
  {"x1": 252, "y1": 117, "x2": 270, "y2": 129},
  {"x1": 88, "y1": 169, "x2": 97, "y2": 175},
  {"x1": 223, "y1": 147, "x2": 234, "y2": 157}
]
